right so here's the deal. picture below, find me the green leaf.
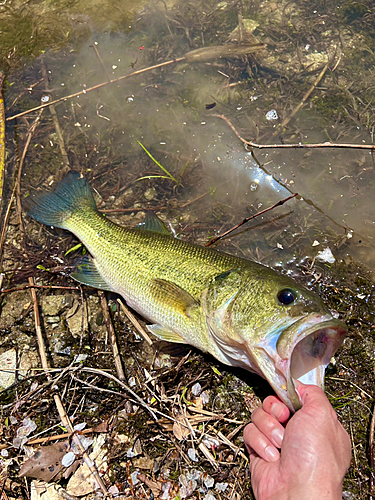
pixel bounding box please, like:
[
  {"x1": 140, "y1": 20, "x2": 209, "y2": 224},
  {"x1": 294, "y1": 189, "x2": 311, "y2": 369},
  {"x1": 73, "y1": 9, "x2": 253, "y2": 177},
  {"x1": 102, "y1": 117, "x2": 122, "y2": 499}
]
[
  {"x1": 137, "y1": 140, "x2": 177, "y2": 183},
  {"x1": 136, "y1": 175, "x2": 172, "y2": 182},
  {"x1": 65, "y1": 243, "x2": 82, "y2": 256},
  {"x1": 211, "y1": 365, "x2": 222, "y2": 376}
]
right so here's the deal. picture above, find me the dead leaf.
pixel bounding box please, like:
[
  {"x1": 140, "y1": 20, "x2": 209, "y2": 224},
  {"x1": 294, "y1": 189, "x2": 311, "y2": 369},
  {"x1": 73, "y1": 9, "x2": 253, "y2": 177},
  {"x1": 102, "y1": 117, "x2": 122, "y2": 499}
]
[
  {"x1": 193, "y1": 397, "x2": 203, "y2": 410},
  {"x1": 172, "y1": 413, "x2": 190, "y2": 441},
  {"x1": 133, "y1": 456, "x2": 154, "y2": 470},
  {"x1": 138, "y1": 473, "x2": 163, "y2": 497},
  {"x1": 30, "y1": 480, "x2": 60, "y2": 500},
  {"x1": 19, "y1": 441, "x2": 69, "y2": 482},
  {"x1": 133, "y1": 437, "x2": 142, "y2": 456},
  {"x1": 92, "y1": 421, "x2": 109, "y2": 433}
]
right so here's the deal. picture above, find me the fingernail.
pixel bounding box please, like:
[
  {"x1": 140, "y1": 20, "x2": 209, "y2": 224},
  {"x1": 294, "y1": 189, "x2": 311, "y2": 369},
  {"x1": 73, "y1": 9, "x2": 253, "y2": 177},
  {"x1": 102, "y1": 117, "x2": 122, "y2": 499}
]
[
  {"x1": 270, "y1": 402, "x2": 285, "y2": 419},
  {"x1": 272, "y1": 427, "x2": 284, "y2": 447},
  {"x1": 265, "y1": 445, "x2": 279, "y2": 462}
]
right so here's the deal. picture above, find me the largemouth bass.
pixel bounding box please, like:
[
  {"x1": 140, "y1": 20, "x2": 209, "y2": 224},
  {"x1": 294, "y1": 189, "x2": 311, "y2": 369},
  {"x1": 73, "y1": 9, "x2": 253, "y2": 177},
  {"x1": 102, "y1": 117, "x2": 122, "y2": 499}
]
[{"x1": 25, "y1": 171, "x2": 347, "y2": 411}]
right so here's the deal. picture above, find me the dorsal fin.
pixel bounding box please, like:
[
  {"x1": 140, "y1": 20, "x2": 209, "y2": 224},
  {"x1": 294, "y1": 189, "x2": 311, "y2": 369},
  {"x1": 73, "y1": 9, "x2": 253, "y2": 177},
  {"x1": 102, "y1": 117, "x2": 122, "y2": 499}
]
[{"x1": 136, "y1": 210, "x2": 171, "y2": 235}]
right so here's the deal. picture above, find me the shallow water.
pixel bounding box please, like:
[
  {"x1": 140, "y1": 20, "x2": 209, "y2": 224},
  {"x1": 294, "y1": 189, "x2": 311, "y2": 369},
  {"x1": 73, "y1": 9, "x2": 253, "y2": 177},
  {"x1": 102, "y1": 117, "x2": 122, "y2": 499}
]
[{"x1": 2, "y1": 0, "x2": 374, "y2": 273}]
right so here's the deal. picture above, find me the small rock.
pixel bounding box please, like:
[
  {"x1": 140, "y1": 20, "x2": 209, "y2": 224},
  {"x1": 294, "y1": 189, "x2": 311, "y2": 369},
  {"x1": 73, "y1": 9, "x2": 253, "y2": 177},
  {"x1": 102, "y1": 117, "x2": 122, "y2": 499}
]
[
  {"x1": 188, "y1": 448, "x2": 199, "y2": 462},
  {"x1": 0, "y1": 349, "x2": 17, "y2": 389},
  {"x1": 113, "y1": 188, "x2": 135, "y2": 207},
  {"x1": 130, "y1": 470, "x2": 139, "y2": 485},
  {"x1": 41, "y1": 295, "x2": 73, "y2": 316},
  {"x1": 266, "y1": 109, "x2": 278, "y2": 121},
  {"x1": 0, "y1": 291, "x2": 30, "y2": 328},
  {"x1": 143, "y1": 188, "x2": 157, "y2": 201},
  {"x1": 215, "y1": 483, "x2": 228, "y2": 492},
  {"x1": 192, "y1": 383, "x2": 202, "y2": 396},
  {"x1": 65, "y1": 300, "x2": 88, "y2": 337},
  {"x1": 62, "y1": 451, "x2": 76, "y2": 467},
  {"x1": 204, "y1": 475, "x2": 215, "y2": 489}
]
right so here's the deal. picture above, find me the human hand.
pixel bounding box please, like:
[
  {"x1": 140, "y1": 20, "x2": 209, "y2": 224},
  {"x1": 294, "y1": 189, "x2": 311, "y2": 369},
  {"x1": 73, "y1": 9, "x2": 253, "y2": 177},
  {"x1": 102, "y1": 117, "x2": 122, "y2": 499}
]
[{"x1": 244, "y1": 383, "x2": 351, "y2": 500}]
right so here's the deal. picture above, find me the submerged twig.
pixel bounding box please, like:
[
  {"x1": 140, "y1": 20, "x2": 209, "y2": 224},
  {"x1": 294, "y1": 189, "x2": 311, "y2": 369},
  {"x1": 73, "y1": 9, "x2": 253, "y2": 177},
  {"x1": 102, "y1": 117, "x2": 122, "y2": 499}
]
[
  {"x1": 212, "y1": 113, "x2": 375, "y2": 248},
  {"x1": 16, "y1": 108, "x2": 44, "y2": 251},
  {"x1": 98, "y1": 290, "x2": 125, "y2": 381},
  {"x1": 6, "y1": 44, "x2": 265, "y2": 122},
  {"x1": 271, "y1": 63, "x2": 329, "y2": 137},
  {"x1": 6, "y1": 58, "x2": 186, "y2": 122},
  {"x1": 91, "y1": 44, "x2": 111, "y2": 82},
  {"x1": 117, "y1": 298, "x2": 153, "y2": 346},
  {"x1": 212, "y1": 113, "x2": 375, "y2": 150},
  {"x1": 0, "y1": 107, "x2": 42, "y2": 264},
  {"x1": 206, "y1": 193, "x2": 298, "y2": 246},
  {"x1": 28, "y1": 276, "x2": 109, "y2": 496},
  {"x1": 41, "y1": 61, "x2": 70, "y2": 170}
]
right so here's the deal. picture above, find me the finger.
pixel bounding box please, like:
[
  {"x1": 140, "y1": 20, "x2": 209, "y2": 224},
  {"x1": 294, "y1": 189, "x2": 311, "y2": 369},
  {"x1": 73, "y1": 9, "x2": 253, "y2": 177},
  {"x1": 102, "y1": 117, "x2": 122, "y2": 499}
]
[
  {"x1": 262, "y1": 395, "x2": 290, "y2": 423},
  {"x1": 243, "y1": 423, "x2": 280, "y2": 463},
  {"x1": 251, "y1": 407, "x2": 285, "y2": 448},
  {"x1": 295, "y1": 382, "x2": 336, "y2": 419}
]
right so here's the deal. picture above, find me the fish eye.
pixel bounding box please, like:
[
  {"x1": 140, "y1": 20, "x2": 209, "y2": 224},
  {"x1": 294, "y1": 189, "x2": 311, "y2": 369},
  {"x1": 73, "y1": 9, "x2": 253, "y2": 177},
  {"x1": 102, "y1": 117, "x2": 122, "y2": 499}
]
[{"x1": 277, "y1": 288, "x2": 296, "y2": 306}]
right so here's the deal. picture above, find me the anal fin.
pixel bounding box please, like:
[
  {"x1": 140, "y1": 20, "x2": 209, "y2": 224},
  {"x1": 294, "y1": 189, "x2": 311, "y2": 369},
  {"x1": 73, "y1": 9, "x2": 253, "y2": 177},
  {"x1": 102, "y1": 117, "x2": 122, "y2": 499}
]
[
  {"x1": 147, "y1": 324, "x2": 187, "y2": 344},
  {"x1": 71, "y1": 255, "x2": 114, "y2": 292}
]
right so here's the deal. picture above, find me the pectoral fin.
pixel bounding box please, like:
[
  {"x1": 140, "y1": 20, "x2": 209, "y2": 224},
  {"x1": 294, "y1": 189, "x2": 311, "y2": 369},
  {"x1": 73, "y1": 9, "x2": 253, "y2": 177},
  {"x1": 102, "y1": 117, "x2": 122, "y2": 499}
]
[
  {"x1": 71, "y1": 255, "x2": 114, "y2": 291},
  {"x1": 151, "y1": 278, "x2": 199, "y2": 317},
  {"x1": 147, "y1": 324, "x2": 187, "y2": 344}
]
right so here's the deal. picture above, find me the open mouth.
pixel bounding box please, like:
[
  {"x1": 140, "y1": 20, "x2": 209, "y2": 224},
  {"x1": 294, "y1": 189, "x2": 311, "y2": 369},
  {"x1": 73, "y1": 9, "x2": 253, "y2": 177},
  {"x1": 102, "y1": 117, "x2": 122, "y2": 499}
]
[{"x1": 276, "y1": 316, "x2": 347, "y2": 411}]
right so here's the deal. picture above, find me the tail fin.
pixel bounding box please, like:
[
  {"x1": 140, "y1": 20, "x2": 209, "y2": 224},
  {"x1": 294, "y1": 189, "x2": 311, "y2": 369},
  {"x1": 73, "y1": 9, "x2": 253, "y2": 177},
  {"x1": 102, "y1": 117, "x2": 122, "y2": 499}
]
[{"x1": 24, "y1": 170, "x2": 97, "y2": 230}]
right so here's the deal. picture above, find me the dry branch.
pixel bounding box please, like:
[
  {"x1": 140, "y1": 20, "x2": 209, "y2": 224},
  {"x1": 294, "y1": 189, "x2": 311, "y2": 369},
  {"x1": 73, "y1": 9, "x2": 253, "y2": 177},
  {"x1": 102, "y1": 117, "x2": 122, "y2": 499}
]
[
  {"x1": 117, "y1": 298, "x2": 153, "y2": 346},
  {"x1": 28, "y1": 276, "x2": 109, "y2": 496},
  {"x1": 98, "y1": 290, "x2": 125, "y2": 381}
]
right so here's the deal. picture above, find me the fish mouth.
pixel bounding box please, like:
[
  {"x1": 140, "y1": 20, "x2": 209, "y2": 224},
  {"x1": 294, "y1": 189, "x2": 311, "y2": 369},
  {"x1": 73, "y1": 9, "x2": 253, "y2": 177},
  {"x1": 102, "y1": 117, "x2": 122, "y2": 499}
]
[{"x1": 252, "y1": 313, "x2": 347, "y2": 412}]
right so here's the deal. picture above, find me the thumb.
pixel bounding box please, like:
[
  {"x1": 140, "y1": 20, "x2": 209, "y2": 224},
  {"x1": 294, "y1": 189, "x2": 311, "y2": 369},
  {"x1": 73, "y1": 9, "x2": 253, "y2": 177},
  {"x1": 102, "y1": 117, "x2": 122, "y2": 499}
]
[{"x1": 295, "y1": 382, "x2": 331, "y2": 409}]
